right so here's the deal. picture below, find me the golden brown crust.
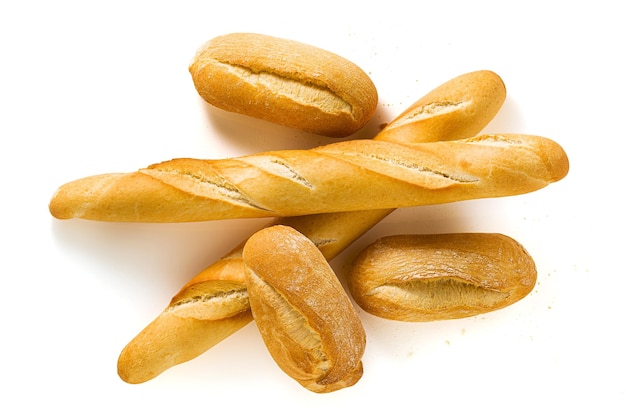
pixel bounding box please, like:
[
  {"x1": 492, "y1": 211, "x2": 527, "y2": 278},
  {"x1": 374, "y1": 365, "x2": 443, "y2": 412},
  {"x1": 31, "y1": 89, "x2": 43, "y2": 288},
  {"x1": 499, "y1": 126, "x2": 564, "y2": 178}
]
[
  {"x1": 49, "y1": 134, "x2": 569, "y2": 222},
  {"x1": 279, "y1": 209, "x2": 393, "y2": 260},
  {"x1": 242, "y1": 225, "x2": 366, "y2": 393},
  {"x1": 376, "y1": 70, "x2": 506, "y2": 144},
  {"x1": 117, "y1": 247, "x2": 254, "y2": 384},
  {"x1": 118, "y1": 309, "x2": 253, "y2": 384},
  {"x1": 189, "y1": 33, "x2": 378, "y2": 137},
  {"x1": 347, "y1": 233, "x2": 538, "y2": 321}
]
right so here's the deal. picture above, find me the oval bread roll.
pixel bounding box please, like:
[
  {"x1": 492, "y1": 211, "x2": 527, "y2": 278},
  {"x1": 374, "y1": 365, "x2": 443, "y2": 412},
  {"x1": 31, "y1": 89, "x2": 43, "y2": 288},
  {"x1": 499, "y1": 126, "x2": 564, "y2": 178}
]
[
  {"x1": 348, "y1": 233, "x2": 537, "y2": 321},
  {"x1": 189, "y1": 32, "x2": 378, "y2": 137},
  {"x1": 243, "y1": 225, "x2": 366, "y2": 393}
]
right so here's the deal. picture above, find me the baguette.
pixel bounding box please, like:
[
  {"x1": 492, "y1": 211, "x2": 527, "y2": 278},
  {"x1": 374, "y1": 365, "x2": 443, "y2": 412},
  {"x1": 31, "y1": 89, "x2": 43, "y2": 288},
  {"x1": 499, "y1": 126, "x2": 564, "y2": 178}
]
[
  {"x1": 49, "y1": 134, "x2": 568, "y2": 223},
  {"x1": 189, "y1": 32, "x2": 378, "y2": 137},
  {"x1": 348, "y1": 233, "x2": 537, "y2": 321},
  {"x1": 116, "y1": 71, "x2": 511, "y2": 383},
  {"x1": 243, "y1": 225, "x2": 366, "y2": 393}
]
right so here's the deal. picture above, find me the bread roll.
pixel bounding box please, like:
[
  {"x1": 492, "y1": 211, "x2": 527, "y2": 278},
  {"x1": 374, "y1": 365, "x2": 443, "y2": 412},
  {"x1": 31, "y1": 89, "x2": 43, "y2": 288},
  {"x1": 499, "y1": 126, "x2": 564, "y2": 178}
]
[
  {"x1": 189, "y1": 32, "x2": 378, "y2": 137},
  {"x1": 348, "y1": 233, "x2": 537, "y2": 321},
  {"x1": 116, "y1": 70, "x2": 510, "y2": 383},
  {"x1": 49, "y1": 134, "x2": 569, "y2": 222},
  {"x1": 243, "y1": 225, "x2": 366, "y2": 393}
]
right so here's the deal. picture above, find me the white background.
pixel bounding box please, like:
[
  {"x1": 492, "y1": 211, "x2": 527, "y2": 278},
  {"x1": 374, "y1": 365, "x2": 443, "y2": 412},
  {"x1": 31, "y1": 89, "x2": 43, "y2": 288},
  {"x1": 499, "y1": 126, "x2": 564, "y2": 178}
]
[{"x1": 2, "y1": 1, "x2": 624, "y2": 415}]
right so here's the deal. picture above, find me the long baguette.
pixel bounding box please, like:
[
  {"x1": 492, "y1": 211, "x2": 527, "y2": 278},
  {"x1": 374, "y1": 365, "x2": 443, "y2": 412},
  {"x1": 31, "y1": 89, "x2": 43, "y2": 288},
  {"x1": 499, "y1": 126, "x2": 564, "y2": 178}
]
[
  {"x1": 49, "y1": 134, "x2": 567, "y2": 223},
  {"x1": 116, "y1": 71, "x2": 517, "y2": 383}
]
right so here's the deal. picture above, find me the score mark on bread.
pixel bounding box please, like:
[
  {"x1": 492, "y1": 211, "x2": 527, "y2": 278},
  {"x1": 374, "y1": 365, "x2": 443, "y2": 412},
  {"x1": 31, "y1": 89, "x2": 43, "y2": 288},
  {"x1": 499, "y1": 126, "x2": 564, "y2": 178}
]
[
  {"x1": 189, "y1": 32, "x2": 378, "y2": 137},
  {"x1": 348, "y1": 233, "x2": 538, "y2": 321},
  {"x1": 49, "y1": 135, "x2": 569, "y2": 222},
  {"x1": 243, "y1": 225, "x2": 366, "y2": 393},
  {"x1": 221, "y1": 62, "x2": 354, "y2": 114}
]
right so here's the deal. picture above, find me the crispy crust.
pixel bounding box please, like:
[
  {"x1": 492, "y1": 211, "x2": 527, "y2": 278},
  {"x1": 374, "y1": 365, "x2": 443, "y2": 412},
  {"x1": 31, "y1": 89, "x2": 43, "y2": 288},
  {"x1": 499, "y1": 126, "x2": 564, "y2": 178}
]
[
  {"x1": 348, "y1": 233, "x2": 538, "y2": 321},
  {"x1": 49, "y1": 134, "x2": 569, "y2": 222},
  {"x1": 243, "y1": 225, "x2": 366, "y2": 393},
  {"x1": 189, "y1": 33, "x2": 378, "y2": 137},
  {"x1": 376, "y1": 70, "x2": 506, "y2": 144}
]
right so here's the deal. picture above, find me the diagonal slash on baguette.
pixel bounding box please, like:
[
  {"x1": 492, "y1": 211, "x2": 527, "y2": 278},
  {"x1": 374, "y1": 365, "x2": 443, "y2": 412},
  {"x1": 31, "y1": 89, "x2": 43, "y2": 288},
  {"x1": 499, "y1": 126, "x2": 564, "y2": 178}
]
[{"x1": 49, "y1": 134, "x2": 568, "y2": 223}]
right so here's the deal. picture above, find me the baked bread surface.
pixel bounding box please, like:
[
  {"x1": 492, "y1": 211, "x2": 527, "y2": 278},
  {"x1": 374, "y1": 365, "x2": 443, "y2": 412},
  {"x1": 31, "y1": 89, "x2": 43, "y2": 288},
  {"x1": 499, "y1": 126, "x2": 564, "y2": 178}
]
[
  {"x1": 348, "y1": 233, "x2": 538, "y2": 321},
  {"x1": 376, "y1": 70, "x2": 506, "y2": 144},
  {"x1": 189, "y1": 32, "x2": 378, "y2": 137},
  {"x1": 49, "y1": 134, "x2": 569, "y2": 222},
  {"x1": 243, "y1": 225, "x2": 366, "y2": 393}
]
